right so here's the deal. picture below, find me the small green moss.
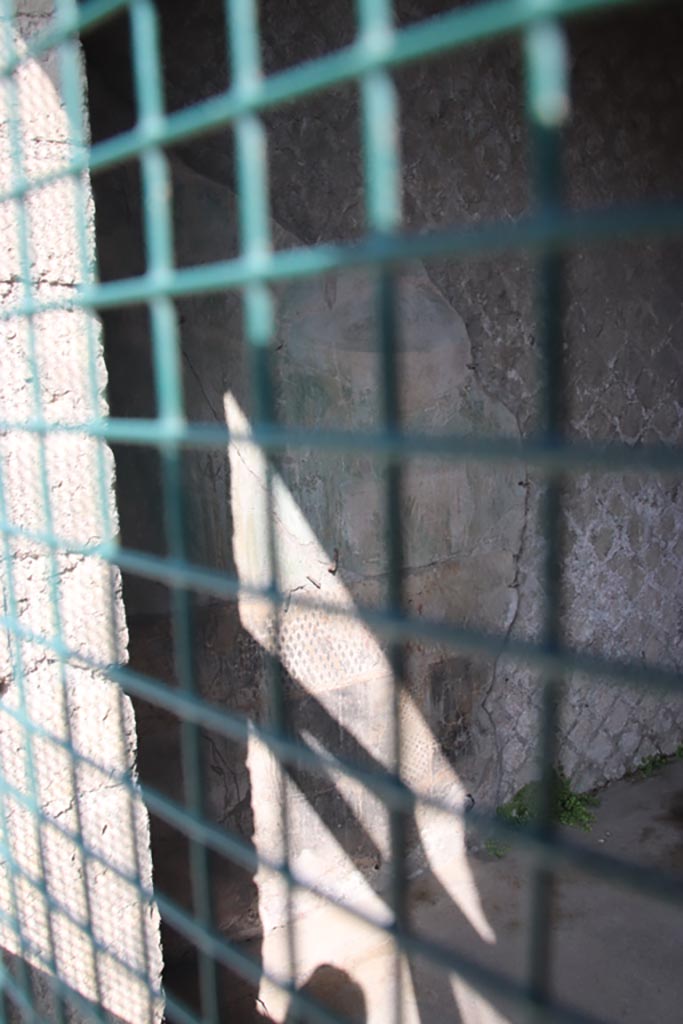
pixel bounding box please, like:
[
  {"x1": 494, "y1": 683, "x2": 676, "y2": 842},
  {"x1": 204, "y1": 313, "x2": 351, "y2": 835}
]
[
  {"x1": 496, "y1": 770, "x2": 598, "y2": 833},
  {"x1": 483, "y1": 838, "x2": 509, "y2": 859},
  {"x1": 496, "y1": 782, "x2": 538, "y2": 828},
  {"x1": 636, "y1": 752, "x2": 670, "y2": 778},
  {"x1": 633, "y1": 746, "x2": 683, "y2": 779}
]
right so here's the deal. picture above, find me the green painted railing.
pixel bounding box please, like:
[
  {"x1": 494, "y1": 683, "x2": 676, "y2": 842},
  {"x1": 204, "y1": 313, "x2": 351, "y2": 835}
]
[{"x1": 0, "y1": 1, "x2": 681, "y2": 1022}]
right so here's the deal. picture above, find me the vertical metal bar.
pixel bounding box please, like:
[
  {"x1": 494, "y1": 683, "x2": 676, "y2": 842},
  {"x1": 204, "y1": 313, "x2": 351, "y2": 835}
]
[
  {"x1": 224, "y1": 0, "x2": 298, "y2": 998},
  {"x1": 523, "y1": 16, "x2": 570, "y2": 1015},
  {"x1": 355, "y1": 1, "x2": 406, "y2": 1021},
  {"x1": 0, "y1": 3, "x2": 107, "y2": 1018},
  {"x1": 0, "y1": 956, "x2": 7, "y2": 1024},
  {"x1": 52, "y1": 1, "x2": 158, "y2": 1019},
  {"x1": 0, "y1": 461, "x2": 57, "y2": 1022},
  {"x1": 127, "y1": 1, "x2": 220, "y2": 1021}
]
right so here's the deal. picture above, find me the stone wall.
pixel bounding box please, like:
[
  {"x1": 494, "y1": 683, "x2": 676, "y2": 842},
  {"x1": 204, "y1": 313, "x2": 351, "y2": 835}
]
[
  {"x1": 0, "y1": 3, "x2": 163, "y2": 1020},
  {"x1": 81, "y1": 0, "x2": 683, "y2": 1016}
]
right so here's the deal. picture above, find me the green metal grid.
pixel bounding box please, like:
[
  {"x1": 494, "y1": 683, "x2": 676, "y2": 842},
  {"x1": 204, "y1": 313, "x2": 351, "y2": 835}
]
[{"x1": 0, "y1": 0, "x2": 681, "y2": 1022}]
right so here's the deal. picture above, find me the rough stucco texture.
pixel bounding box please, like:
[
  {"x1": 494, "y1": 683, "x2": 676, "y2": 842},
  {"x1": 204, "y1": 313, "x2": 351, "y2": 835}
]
[
  {"x1": 82, "y1": 0, "x2": 683, "y2": 966},
  {"x1": 0, "y1": 4, "x2": 163, "y2": 1020},
  {"x1": 263, "y1": 0, "x2": 683, "y2": 801},
  {"x1": 118, "y1": 2, "x2": 683, "y2": 791}
]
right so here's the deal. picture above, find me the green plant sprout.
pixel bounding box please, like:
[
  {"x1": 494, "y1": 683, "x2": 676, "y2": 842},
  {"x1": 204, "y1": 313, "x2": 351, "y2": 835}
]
[
  {"x1": 484, "y1": 769, "x2": 599, "y2": 859},
  {"x1": 632, "y1": 744, "x2": 683, "y2": 779}
]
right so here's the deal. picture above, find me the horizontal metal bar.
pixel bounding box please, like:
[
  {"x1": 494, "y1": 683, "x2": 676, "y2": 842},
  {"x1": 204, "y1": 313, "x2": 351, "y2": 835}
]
[
  {"x1": 154, "y1": 884, "x2": 607, "y2": 1024},
  {"x1": 0, "y1": 761, "x2": 494, "y2": 1024},
  {"x1": 2, "y1": 656, "x2": 623, "y2": 1024},
  {"x1": 1, "y1": 1, "x2": 677, "y2": 1021},
  {"x1": 0, "y1": 821, "x2": 334, "y2": 1024},
  {"x1": 0, "y1": 964, "x2": 69, "y2": 1024},
  {"x1": 4, "y1": 414, "x2": 683, "y2": 476},
  {"x1": 163, "y1": 993, "x2": 203, "y2": 1024},
  {"x1": 145, "y1": 769, "x2": 683, "y2": 927},
  {"x1": 0, "y1": 848, "x2": 160, "y2": 999},
  {"x1": 3, "y1": 622, "x2": 683, "y2": 917},
  {"x1": 1, "y1": 514, "x2": 681, "y2": 696},
  {"x1": 3, "y1": 201, "x2": 682, "y2": 324},
  {"x1": 0, "y1": 0, "x2": 640, "y2": 202},
  {"x1": 0, "y1": 0, "x2": 643, "y2": 199},
  {"x1": 85, "y1": 0, "x2": 639, "y2": 167},
  {"x1": 155, "y1": 894, "x2": 363, "y2": 1024}
]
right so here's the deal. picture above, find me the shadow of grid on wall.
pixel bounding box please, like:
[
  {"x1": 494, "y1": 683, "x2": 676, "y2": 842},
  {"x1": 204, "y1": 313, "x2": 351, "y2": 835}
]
[{"x1": 1, "y1": 0, "x2": 683, "y2": 1022}]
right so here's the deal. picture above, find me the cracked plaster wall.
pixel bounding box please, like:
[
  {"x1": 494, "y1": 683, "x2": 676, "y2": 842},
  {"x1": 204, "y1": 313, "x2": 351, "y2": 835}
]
[
  {"x1": 0, "y1": 3, "x2": 163, "y2": 1020},
  {"x1": 83, "y1": 0, "x2": 683, "y2": 966}
]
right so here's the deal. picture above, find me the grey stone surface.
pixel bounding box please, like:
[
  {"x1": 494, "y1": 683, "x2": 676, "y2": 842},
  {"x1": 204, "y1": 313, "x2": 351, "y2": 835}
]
[
  {"x1": 250, "y1": 758, "x2": 683, "y2": 1024},
  {"x1": 80, "y1": 0, "x2": 683, "y2": 1016},
  {"x1": 146, "y1": 0, "x2": 683, "y2": 799},
  {"x1": 0, "y1": 6, "x2": 163, "y2": 1021}
]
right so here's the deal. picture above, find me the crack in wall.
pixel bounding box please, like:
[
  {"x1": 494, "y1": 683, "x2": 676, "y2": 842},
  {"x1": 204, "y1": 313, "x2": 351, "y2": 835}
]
[
  {"x1": 422, "y1": 265, "x2": 532, "y2": 804},
  {"x1": 479, "y1": 462, "x2": 531, "y2": 807},
  {"x1": 181, "y1": 347, "x2": 223, "y2": 424}
]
